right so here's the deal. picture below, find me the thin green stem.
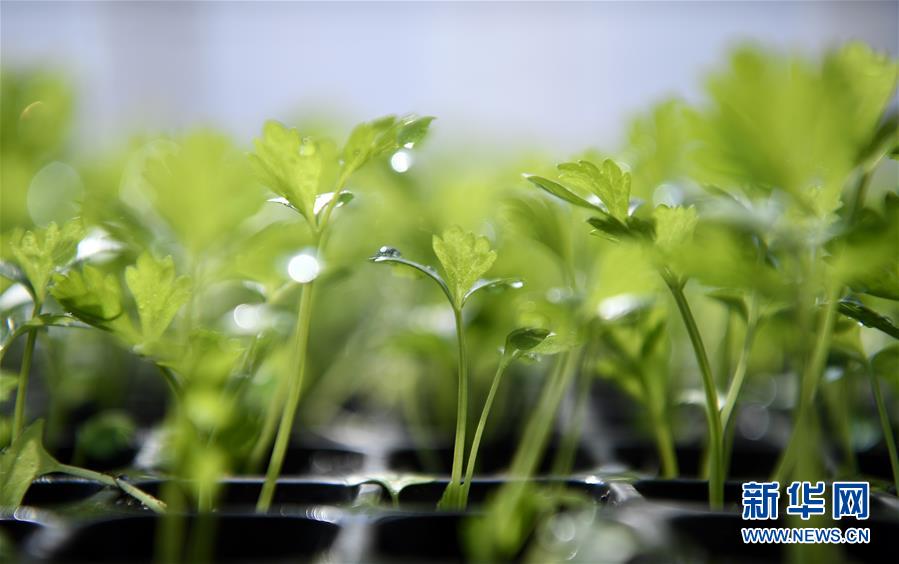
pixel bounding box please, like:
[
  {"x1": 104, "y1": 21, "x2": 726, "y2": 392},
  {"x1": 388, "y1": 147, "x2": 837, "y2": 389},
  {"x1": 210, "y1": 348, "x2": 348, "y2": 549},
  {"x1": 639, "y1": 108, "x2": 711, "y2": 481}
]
[
  {"x1": 653, "y1": 401, "x2": 680, "y2": 478},
  {"x1": 772, "y1": 284, "x2": 840, "y2": 483},
  {"x1": 12, "y1": 301, "x2": 42, "y2": 442},
  {"x1": 461, "y1": 356, "x2": 512, "y2": 504},
  {"x1": 551, "y1": 364, "x2": 591, "y2": 477},
  {"x1": 54, "y1": 462, "x2": 166, "y2": 513},
  {"x1": 257, "y1": 280, "x2": 315, "y2": 511},
  {"x1": 248, "y1": 372, "x2": 288, "y2": 472},
  {"x1": 510, "y1": 348, "x2": 581, "y2": 476},
  {"x1": 440, "y1": 307, "x2": 470, "y2": 510},
  {"x1": 720, "y1": 297, "x2": 759, "y2": 436},
  {"x1": 868, "y1": 362, "x2": 899, "y2": 493},
  {"x1": 665, "y1": 276, "x2": 723, "y2": 509}
]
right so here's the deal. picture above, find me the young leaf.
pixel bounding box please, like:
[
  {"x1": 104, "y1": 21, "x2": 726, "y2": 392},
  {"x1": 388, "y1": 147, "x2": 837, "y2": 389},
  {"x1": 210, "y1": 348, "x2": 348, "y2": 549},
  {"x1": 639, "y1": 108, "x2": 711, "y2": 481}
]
[
  {"x1": 505, "y1": 328, "x2": 552, "y2": 358},
  {"x1": 463, "y1": 278, "x2": 524, "y2": 305},
  {"x1": 51, "y1": 266, "x2": 125, "y2": 329},
  {"x1": 0, "y1": 420, "x2": 56, "y2": 508},
  {"x1": 7, "y1": 219, "x2": 84, "y2": 301},
  {"x1": 0, "y1": 314, "x2": 83, "y2": 358},
  {"x1": 249, "y1": 121, "x2": 338, "y2": 223},
  {"x1": 370, "y1": 246, "x2": 453, "y2": 305},
  {"x1": 342, "y1": 115, "x2": 433, "y2": 182},
  {"x1": 653, "y1": 205, "x2": 698, "y2": 256},
  {"x1": 125, "y1": 253, "x2": 191, "y2": 344},
  {"x1": 524, "y1": 174, "x2": 601, "y2": 211},
  {"x1": 837, "y1": 298, "x2": 899, "y2": 340},
  {"x1": 432, "y1": 226, "x2": 497, "y2": 308},
  {"x1": 558, "y1": 159, "x2": 631, "y2": 222},
  {"x1": 396, "y1": 116, "x2": 435, "y2": 149}
]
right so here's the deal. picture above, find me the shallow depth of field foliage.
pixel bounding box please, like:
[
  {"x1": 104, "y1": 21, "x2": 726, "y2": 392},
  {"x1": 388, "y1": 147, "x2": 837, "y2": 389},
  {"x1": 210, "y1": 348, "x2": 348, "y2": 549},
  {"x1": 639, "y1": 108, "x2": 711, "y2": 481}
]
[{"x1": 1, "y1": 41, "x2": 898, "y2": 556}]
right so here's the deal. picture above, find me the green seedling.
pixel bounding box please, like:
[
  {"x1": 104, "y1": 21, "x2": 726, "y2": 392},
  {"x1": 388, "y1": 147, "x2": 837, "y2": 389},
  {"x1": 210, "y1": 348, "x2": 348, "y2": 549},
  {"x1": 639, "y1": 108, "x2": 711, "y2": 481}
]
[
  {"x1": 249, "y1": 115, "x2": 433, "y2": 511},
  {"x1": 371, "y1": 226, "x2": 523, "y2": 510},
  {"x1": 0, "y1": 221, "x2": 165, "y2": 512},
  {"x1": 461, "y1": 327, "x2": 551, "y2": 505},
  {"x1": 526, "y1": 160, "x2": 728, "y2": 508}
]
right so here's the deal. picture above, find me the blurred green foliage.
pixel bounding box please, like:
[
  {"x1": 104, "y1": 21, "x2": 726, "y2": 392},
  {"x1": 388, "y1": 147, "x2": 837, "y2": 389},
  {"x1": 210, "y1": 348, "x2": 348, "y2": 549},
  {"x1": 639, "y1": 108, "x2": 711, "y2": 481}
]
[{"x1": 0, "y1": 42, "x2": 896, "y2": 522}]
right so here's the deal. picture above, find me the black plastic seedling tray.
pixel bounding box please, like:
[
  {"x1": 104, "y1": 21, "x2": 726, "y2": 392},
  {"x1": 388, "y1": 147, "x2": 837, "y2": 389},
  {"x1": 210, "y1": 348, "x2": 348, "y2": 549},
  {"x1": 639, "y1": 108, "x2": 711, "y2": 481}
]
[{"x1": 4, "y1": 435, "x2": 898, "y2": 563}]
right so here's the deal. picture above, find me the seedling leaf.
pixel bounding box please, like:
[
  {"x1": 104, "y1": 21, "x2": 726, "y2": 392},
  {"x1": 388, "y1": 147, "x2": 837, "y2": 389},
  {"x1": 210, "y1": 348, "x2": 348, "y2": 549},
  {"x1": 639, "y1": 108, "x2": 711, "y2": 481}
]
[
  {"x1": 558, "y1": 159, "x2": 631, "y2": 222},
  {"x1": 463, "y1": 278, "x2": 524, "y2": 306},
  {"x1": 653, "y1": 205, "x2": 698, "y2": 255},
  {"x1": 342, "y1": 115, "x2": 433, "y2": 181},
  {"x1": 505, "y1": 328, "x2": 552, "y2": 357},
  {"x1": 249, "y1": 121, "x2": 337, "y2": 223},
  {"x1": 432, "y1": 226, "x2": 497, "y2": 307},
  {"x1": 837, "y1": 298, "x2": 899, "y2": 340},
  {"x1": 0, "y1": 314, "x2": 84, "y2": 357},
  {"x1": 7, "y1": 219, "x2": 84, "y2": 301},
  {"x1": 0, "y1": 421, "x2": 56, "y2": 508},
  {"x1": 51, "y1": 266, "x2": 126, "y2": 330},
  {"x1": 524, "y1": 174, "x2": 601, "y2": 211},
  {"x1": 370, "y1": 246, "x2": 454, "y2": 306},
  {"x1": 125, "y1": 253, "x2": 191, "y2": 344}
]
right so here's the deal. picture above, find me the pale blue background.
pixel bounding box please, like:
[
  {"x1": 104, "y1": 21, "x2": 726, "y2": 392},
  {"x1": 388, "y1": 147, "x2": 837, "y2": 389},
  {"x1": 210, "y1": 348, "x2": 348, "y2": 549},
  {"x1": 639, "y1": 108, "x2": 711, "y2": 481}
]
[{"x1": 2, "y1": 1, "x2": 897, "y2": 154}]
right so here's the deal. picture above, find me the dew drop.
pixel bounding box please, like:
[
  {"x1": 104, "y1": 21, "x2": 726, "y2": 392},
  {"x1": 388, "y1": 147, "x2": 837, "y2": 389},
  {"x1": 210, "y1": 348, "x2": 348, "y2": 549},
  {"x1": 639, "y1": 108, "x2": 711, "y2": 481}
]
[
  {"x1": 288, "y1": 252, "x2": 321, "y2": 283},
  {"x1": 376, "y1": 246, "x2": 401, "y2": 258},
  {"x1": 390, "y1": 150, "x2": 413, "y2": 173},
  {"x1": 232, "y1": 304, "x2": 263, "y2": 332}
]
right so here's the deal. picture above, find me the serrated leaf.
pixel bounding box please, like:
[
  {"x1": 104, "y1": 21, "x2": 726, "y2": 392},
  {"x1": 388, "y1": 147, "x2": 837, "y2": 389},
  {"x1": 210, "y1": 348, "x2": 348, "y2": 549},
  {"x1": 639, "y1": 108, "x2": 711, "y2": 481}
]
[
  {"x1": 558, "y1": 159, "x2": 631, "y2": 222},
  {"x1": 524, "y1": 174, "x2": 601, "y2": 211},
  {"x1": 432, "y1": 226, "x2": 497, "y2": 308},
  {"x1": 653, "y1": 205, "x2": 698, "y2": 255},
  {"x1": 341, "y1": 115, "x2": 432, "y2": 183},
  {"x1": 249, "y1": 121, "x2": 338, "y2": 223},
  {"x1": 51, "y1": 266, "x2": 125, "y2": 329},
  {"x1": 125, "y1": 253, "x2": 191, "y2": 343},
  {"x1": 370, "y1": 246, "x2": 453, "y2": 306},
  {"x1": 7, "y1": 219, "x2": 83, "y2": 301},
  {"x1": 0, "y1": 421, "x2": 57, "y2": 508},
  {"x1": 396, "y1": 116, "x2": 435, "y2": 148},
  {"x1": 837, "y1": 298, "x2": 899, "y2": 340}
]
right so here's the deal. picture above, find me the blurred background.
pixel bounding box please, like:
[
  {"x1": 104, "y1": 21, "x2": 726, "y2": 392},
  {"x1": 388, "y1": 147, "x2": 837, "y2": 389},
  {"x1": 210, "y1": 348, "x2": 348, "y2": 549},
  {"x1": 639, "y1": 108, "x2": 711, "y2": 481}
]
[{"x1": 3, "y1": 0, "x2": 897, "y2": 157}]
